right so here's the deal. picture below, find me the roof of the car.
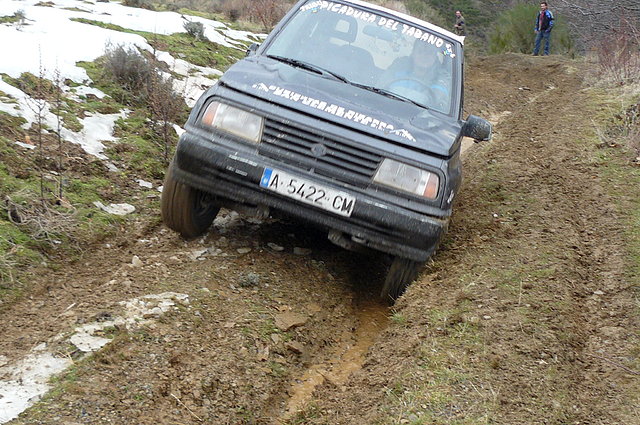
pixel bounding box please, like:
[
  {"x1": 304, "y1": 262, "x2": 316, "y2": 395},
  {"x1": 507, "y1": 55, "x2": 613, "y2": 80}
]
[{"x1": 339, "y1": 0, "x2": 465, "y2": 45}]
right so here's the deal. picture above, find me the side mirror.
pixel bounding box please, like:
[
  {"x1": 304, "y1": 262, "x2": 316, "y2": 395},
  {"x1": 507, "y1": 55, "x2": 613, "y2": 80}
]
[
  {"x1": 246, "y1": 43, "x2": 260, "y2": 57},
  {"x1": 462, "y1": 115, "x2": 492, "y2": 142}
]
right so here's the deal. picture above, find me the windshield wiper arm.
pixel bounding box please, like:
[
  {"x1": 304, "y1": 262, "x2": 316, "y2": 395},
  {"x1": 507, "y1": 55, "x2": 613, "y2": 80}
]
[
  {"x1": 349, "y1": 82, "x2": 430, "y2": 110},
  {"x1": 266, "y1": 55, "x2": 348, "y2": 82}
]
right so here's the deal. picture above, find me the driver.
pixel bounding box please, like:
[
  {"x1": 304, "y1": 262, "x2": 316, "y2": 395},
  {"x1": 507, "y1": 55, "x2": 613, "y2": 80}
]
[{"x1": 382, "y1": 40, "x2": 450, "y2": 108}]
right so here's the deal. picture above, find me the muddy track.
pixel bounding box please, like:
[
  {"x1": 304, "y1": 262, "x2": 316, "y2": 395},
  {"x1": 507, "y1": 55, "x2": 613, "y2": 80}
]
[
  {"x1": 1, "y1": 210, "x2": 396, "y2": 424},
  {"x1": 2, "y1": 54, "x2": 639, "y2": 425}
]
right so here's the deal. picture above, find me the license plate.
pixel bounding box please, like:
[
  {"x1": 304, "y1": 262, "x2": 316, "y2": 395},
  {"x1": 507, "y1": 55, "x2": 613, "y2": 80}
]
[{"x1": 260, "y1": 168, "x2": 355, "y2": 217}]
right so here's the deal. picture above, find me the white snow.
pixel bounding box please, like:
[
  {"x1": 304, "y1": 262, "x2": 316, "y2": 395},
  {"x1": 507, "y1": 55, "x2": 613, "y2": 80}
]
[
  {"x1": 137, "y1": 179, "x2": 153, "y2": 189},
  {"x1": 0, "y1": 292, "x2": 190, "y2": 424},
  {"x1": 0, "y1": 0, "x2": 262, "y2": 158},
  {"x1": 93, "y1": 201, "x2": 136, "y2": 215},
  {"x1": 0, "y1": 352, "x2": 72, "y2": 424}
]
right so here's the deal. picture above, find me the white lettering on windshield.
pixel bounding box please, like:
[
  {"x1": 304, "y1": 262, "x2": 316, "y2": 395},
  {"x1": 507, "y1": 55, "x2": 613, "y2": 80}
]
[
  {"x1": 300, "y1": 1, "x2": 446, "y2": 48},
  {"x1": 251, "y1": 83, "x2": 417, "y2": 142}
]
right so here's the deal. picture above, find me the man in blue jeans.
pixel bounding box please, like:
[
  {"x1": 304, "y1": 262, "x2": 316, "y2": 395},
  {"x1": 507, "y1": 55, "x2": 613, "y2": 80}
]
[{"x1": 533, "y1": 1, "x2": 554, "y2": 55}]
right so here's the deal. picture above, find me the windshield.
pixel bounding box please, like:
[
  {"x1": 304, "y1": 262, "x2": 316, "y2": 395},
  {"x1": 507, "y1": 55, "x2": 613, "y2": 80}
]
[{"x1": 264, "y1": 0, "x2": 459, "y2": 114}]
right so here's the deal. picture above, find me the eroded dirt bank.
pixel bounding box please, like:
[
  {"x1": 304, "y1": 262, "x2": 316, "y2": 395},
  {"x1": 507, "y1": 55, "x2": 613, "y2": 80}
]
[{"x1": 2, "y1": 54, "x2": 639, "y2": 424}]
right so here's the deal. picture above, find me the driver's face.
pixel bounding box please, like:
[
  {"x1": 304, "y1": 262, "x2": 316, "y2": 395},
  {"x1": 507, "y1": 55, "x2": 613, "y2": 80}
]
[{"x1": 412, "y1": 43, "x2": 437, "y2": 71}]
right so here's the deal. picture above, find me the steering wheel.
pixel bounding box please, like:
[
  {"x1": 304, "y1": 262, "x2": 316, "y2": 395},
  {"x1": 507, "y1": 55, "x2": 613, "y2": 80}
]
[{"x1": 386, "y1": 78, "x2": 449, "y2": 110}]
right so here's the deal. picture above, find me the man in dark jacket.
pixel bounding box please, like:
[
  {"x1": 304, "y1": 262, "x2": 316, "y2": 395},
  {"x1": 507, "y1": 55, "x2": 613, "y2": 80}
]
[
  {"x1": 453, "y1": 10, "x2": 465, "y2": 36},
  {"x1": 533, "y1": 2, "x2": 554, "y2": 55}
]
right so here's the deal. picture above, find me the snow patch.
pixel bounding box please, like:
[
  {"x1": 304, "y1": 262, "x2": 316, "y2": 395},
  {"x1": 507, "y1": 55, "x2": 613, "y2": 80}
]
[
  {"x1": 93, "y1": 201, "x2": 136, "y2": 215},
  {"x1": 0, "y1": 292, "x2": 190, "y2": 424}
]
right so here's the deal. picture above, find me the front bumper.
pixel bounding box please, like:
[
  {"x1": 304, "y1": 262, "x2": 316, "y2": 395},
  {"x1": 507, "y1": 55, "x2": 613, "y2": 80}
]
[{"x1": 173, "y1": 131, "x2": 449, "y2": 262}]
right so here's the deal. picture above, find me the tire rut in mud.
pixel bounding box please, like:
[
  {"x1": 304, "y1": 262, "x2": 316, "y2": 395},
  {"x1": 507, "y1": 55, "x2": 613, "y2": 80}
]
[{"x1": 1, "y1": 211, "x2": 395, "y2": 424}]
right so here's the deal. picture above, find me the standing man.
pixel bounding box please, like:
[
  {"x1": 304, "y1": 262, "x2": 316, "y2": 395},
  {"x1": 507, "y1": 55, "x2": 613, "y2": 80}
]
[
  {"x1": 533, "y1": 2, "x2": 554, "y2": 55},
  {"x1": 453, "y1": 10, "x2": 466, "y2": 36}
]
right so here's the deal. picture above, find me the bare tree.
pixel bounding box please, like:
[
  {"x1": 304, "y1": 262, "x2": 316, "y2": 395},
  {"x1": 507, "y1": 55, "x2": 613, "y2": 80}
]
[
  {"x1": 52, "y1": 68, "x2": 66, "y2": 200},
  {"x1": 249, "y1": 0, "x2": 289, "y2": 31},
  {"x1": 554, "y1": 0, "x2": 640, "y2": 47},
  {"x1": 146, "y1": 52, "x2": 186, "y2": 164},
  {"x1": 23, "y1": 56, "x2": 49, "y2": 200}
]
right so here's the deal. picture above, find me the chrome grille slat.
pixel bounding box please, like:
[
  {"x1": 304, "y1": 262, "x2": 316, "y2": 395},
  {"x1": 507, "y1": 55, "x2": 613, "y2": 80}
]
[{"x1": 260, "y1": 119, "x2": 382, "y2": 185}]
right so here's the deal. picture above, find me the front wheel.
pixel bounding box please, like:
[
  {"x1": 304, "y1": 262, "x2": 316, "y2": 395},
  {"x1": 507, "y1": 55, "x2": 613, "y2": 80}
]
[
  {"x1": 381, "y1": 257, "x2": 425, "y2": 303},
  {"x1": 161, "y1": 163, "x2": 220, "y2": 238}
]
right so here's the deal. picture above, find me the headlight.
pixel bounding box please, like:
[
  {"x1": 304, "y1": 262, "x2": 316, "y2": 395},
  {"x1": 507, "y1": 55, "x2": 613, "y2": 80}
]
[
  {"x1": 373, "y1": 158, "x2": 439, "y2": 199},
  {"x1": 201, "y1": 101, "x2": 264, "y2": 143}
]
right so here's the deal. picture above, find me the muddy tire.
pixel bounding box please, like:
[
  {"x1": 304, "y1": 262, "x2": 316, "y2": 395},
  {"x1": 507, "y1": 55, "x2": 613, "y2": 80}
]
[
  {"x1": 381, "y1": 257, "x2": 424, "y2": 303},
  {"x1": 161, "y1": 163, "x2": 219, "y2": 238}
]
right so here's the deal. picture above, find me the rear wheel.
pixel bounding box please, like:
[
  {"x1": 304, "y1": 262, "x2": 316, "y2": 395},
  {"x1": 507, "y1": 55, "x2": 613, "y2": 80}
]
[
  {"x1": 161, "y1": 163, "x2": 219, "y2": 238},
  {"x1": 381, "y1": 257, "x2": 424, "y2": 303}
]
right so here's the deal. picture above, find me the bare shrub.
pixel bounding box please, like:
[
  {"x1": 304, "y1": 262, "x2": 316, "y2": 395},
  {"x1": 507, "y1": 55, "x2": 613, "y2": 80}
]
[
  {"x1": 147, "y1": 68, "x2": 186, "y2": 164},
  {"x1": 183, "y1": 20, "x2": 206, "y2": 41},
  {"x1": 14, "y1": 9, "x2": 26, "y2": 27},
  {"x1": 596, "y1": 101, "x2": 640, "y2": 162},
  {"x1": 621, "y1": 102, "x2": 640, "y2": 158},
  {"x1": 592, "y1": 17, "x2": 640, "y2": 85},
  {"x1": 248, "y1": 0, "x2": 289, "y2": 31},
  {"x1": 4, "y1": 193, "x2": 78, "y2": 248},
  {"x1": 103, "y1": 44, "x2": 154, "y2": 104},
  {"x1": 0, "y1": 245, "x2": 18, "y2": 286},
  {"x1": 122, "y1": 0, "x2": 154, "y2": 10}
]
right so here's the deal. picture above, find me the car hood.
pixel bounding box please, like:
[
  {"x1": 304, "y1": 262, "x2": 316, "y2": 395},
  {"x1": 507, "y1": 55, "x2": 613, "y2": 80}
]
[{"x1": 219, "y1": 56, "x2": 463, "y2": 157}]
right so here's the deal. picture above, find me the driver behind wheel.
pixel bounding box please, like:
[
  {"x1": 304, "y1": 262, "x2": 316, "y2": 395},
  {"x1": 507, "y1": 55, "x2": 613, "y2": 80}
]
[{"x1": 382, "y1": 40, "x2": 450, "y2": 110}]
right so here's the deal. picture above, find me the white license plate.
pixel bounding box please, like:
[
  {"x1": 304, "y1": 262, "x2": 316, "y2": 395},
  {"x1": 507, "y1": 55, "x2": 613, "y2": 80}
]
[{"x1": 260, "y1": 168, "x2": 356, "y2": 217}]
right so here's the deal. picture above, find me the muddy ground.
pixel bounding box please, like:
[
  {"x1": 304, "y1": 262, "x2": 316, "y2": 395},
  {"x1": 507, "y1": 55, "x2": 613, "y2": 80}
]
[{"x1": 1, "y1": 54, "x2": 639, "y2": 424}]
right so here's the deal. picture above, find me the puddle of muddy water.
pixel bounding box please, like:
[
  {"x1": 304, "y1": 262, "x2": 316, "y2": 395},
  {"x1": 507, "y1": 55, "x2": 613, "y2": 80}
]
[{"x1": 282, "y1": 297, "x2": 389, "y2": 419}]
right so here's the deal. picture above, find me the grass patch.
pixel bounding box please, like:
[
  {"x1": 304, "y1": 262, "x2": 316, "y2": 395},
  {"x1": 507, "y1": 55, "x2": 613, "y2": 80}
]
[
  {"x1": 108, "y1": 112, "x2": 174, "y2": 179},
  {"x1": 72, "y1": 17, "x2": 247, "y2": 70}
]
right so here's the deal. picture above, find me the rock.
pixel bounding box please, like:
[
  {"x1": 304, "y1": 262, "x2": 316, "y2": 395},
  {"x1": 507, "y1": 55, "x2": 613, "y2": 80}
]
[
  {"x1": 131, "y1": 255, "x2": 143, "y2": 267},
  {"x1": 285, "y1": 340, "x2": 304, "y2": 354},
  {"x1": 275, "y1": 311, "x2": 307, "y2": 331},
  {"x1": 307, "y1": 303, "x2": 322, "y2": 314},
  {"x1": 267, "y1": 242, "x2": 284, "y2": 252},
  {"x1": 270, "y1": 334, "x2": 282, "y2": 344},
  {"x1": 189, "y1": 249, "x2": 208, "y2": 261},
  {"x1": 593, "y1": 290, "x2": 605, "y2": 296},
  {"x1": 239, "y1": 273, "x2": 260, "y2": 288},
  {"x1": 237, "y1": 247, "x2": 252, "y2": 254},
  {"x1": 137, "y1": 179, "x2": 153, "y2": 188},
  {"x1": 293, "y1": 247, "x2": 312, "y2": 256}
]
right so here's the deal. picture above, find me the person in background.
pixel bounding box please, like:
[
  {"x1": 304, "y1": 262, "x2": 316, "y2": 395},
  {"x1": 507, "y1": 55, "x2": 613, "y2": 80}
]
[
  {"x1": 453, "y1": 10, "x2": 466, "y2": 36},
  {"x1": 533, "y1": 1, "x2": 554, "y2": 55}
]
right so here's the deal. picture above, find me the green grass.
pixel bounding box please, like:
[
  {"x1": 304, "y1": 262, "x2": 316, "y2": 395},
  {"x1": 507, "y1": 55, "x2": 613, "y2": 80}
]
[
  {"x1": 0, "y1": 14, "x2": 21, "y2": 24},
  {"x1": 72, "y1": 17, "x2": 247, "y2": 70}
]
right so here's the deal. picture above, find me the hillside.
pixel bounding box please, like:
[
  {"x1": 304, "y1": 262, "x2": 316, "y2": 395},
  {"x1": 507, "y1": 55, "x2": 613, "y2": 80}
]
[{"x1": 1, "y1": 1, "x2": 639, "y2": 425}]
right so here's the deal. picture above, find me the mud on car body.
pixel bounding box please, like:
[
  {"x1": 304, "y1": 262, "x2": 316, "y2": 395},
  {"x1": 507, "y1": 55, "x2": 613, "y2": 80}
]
[{"x1": 161, "y1": 0, "x2": 492, "y2": 302}]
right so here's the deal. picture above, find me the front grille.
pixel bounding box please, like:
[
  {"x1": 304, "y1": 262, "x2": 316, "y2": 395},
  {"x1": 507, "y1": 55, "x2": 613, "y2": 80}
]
[{"x1": 259, "y1": 118, "x2": 381, "y2": 187}]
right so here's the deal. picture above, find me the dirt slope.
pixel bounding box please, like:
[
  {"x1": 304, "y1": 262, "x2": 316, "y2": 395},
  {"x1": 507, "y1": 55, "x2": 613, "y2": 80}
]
[{"x1": 2, "y1": 54, "x2": 639, "y2": 425}]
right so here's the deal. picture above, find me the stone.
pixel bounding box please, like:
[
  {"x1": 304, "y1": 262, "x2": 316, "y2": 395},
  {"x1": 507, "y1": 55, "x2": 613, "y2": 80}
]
[
  {"x1": 285, "y1": 340, "x2": 304, "y2": 354},
  {"x1": 131, "y1": 255, "x2": 143, "y2": 268},
  {"x1": 293, "y1": 247, "x2": 312, "y2": 256},
  {"x1": 275, "y1": 311, "x2": 307, "y2": 331}
]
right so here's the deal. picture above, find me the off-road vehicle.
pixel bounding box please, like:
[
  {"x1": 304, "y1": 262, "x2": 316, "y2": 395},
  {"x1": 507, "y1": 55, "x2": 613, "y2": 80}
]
[{"x1": 161, "y1": 0, "x2": 492, "y2": 301}]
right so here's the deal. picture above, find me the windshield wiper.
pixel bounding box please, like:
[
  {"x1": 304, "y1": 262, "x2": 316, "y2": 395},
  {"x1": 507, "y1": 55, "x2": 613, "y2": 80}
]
[
  {"x1": 266, "y1": 55, "x2": 348, "y2": 83},
  {"x1": 349, "y1": 82, "x2": 430, "y2": 110},
  {"x1": 266, "y1": 55, "x2": 428, "y2": 109}
]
